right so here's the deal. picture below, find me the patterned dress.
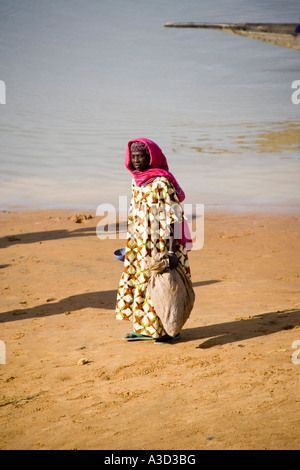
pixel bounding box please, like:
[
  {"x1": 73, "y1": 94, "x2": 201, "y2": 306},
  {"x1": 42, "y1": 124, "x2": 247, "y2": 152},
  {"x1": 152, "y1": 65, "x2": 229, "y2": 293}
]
[{"x1": 115, "y1": 176, "x2": 191, "y2": 338}]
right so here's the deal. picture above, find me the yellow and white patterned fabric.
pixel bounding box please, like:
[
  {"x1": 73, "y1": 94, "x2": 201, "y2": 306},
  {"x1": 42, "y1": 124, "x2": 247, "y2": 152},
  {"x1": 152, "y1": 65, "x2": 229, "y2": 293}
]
[{"x1": 115, "y1": 176, "x2": 191, "y2": 338}]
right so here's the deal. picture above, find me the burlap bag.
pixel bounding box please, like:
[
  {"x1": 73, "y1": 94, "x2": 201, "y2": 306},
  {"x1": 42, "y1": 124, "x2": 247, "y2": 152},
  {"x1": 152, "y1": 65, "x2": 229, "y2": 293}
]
[{"x1": 146, "y1": 253, "x2": 195, "y2": 337}]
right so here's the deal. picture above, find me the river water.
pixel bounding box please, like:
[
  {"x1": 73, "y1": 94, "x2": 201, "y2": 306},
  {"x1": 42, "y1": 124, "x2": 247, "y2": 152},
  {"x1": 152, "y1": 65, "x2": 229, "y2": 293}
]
[{"x1": 0, "y1": 0, "x2": 299, "y2": 211}]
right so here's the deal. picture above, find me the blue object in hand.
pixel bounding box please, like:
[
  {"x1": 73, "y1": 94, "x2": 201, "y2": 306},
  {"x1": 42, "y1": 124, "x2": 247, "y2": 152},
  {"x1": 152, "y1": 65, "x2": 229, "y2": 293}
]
[{"x1": 114, "y1": 248, "x2": 126, "y2": 262}]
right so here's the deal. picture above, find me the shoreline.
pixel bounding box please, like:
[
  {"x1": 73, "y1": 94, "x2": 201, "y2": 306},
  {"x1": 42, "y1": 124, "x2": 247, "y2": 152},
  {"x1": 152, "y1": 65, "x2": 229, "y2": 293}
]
[
  {"x1": 0, "y1": 208, "x2": 299, "y2": 450},
  {"x1": 1, "y1": 201, "x2": 300, "y2": 215}
]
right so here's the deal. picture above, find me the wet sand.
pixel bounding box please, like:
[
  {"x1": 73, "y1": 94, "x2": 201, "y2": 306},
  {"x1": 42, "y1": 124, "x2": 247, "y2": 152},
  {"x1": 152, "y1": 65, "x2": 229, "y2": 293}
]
[{"x1": 0, "y1": 209, "x2": 299, "y2": 450}]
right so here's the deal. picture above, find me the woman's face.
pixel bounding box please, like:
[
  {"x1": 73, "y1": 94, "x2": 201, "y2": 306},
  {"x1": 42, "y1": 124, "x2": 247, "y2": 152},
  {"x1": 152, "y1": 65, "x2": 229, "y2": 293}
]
[{"x1": 130, "y1": 150, "x2": 150, "y2": 171}]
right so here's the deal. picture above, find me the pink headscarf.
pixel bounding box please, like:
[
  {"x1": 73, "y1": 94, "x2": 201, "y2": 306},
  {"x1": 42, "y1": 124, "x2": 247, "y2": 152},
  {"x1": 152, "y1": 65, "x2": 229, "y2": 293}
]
[
  {"x1": 125, "y1": 138, "x2": 192, "y2": 250},
  {"x1": 125, "y1": 138, "x2": 185, "y2": 203}
]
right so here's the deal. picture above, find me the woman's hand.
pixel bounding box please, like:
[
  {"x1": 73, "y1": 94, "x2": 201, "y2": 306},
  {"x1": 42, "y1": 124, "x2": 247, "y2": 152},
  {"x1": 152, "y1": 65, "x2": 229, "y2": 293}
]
[{"x1": 168, "y1": 253, "x2": 179, "y2": 270}]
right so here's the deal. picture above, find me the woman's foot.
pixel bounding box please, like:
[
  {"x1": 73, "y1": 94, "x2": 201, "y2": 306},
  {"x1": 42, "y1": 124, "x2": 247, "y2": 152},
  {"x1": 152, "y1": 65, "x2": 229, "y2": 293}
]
[
  {"x1": 122, "y1": 332, "x2": 153, "y2": 341},
  {"x1": 154, "y1": 334, "x2": 181, "y2": 344}
]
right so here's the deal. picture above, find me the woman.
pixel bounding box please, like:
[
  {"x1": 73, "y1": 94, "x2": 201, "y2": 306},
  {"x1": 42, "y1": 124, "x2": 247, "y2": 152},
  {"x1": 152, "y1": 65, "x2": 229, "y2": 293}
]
[{"x1": 115, "y1": 138, "x2": 192, "y2": 344}]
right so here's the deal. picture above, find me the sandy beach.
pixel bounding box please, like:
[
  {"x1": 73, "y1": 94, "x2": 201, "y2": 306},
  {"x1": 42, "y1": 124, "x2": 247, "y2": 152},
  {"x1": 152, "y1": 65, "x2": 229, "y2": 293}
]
[{"x1": 0, "y1": 208, "x2": 299, "y2": 450}]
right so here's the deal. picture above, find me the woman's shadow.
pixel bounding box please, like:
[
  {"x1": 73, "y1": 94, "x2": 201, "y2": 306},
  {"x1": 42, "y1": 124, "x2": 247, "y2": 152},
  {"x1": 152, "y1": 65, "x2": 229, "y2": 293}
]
[
  {"x1": 0, "y1": 290, "x2": 117, "y2": 324},
  {"x1": 183, "y1": 309, "x2": 300, "y2": 349}
]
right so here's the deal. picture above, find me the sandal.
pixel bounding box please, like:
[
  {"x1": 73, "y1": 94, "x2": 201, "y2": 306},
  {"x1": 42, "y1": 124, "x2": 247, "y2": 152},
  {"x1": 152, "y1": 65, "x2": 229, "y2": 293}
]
[
  {"x1": 122, "y1": 332, "x2": 154, "y2": 341},
  {"x1": 154, "y1": 334, "x2": 181, "y2": 344}
]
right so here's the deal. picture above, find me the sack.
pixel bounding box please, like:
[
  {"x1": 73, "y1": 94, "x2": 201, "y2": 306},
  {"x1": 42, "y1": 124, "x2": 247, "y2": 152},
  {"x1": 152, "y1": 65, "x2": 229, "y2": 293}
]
[{"x1": 146, "y1": 253, "x2": 195, "y2": 337}]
